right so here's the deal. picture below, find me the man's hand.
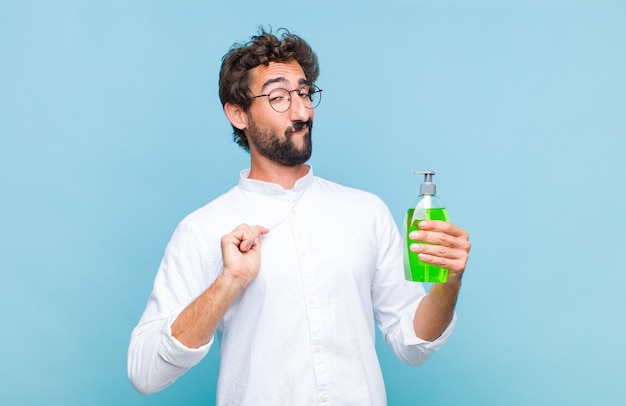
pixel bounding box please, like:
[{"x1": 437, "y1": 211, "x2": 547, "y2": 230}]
[
  {"x1": 220, "y1": 224, "x2": 270, "y2": 288},
  {"x1": 410, "y1": 220, "x2": 470, "y2": 340},
  {"x1": 409, "y1": 220, "x2": 471, "y2": 284},
  {"x1": 171, "y1": 223, "x2": 269, "y2": 349}
]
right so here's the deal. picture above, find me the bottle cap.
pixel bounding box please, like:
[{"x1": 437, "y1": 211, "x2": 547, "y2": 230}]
[{"x1": 414, "y1": 170, "x2": 436, "y2": 195}]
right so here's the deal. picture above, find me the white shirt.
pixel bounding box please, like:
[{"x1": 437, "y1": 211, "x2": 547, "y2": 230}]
[{"x1": 128, "y1": 167, "x2": 456, "y2": 405}]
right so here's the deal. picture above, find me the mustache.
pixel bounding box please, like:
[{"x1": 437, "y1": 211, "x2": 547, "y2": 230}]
[{"x1": 292, "y1": 119, "x2": 312, "y2": 132}]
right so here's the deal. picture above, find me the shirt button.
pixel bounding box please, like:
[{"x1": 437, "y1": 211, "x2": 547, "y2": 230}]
[
  {"x1": 320, "y1": 394, "x2": 328, "y2": 402},
  {"x1": 308, "y1": 298, "x2": 316, "y2": 305},
  {"x1": 313, "y1": 345, "x2": 321, "y2": 353}
]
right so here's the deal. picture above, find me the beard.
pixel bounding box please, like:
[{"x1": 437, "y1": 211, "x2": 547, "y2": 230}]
[{"x1": 246, "y1": 117, "x2": 313, "y2": 166}]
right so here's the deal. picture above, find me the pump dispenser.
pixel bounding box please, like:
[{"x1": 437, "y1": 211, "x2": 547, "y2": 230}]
[{"x1": 403, "y1": 170, "x2": 450, "y2": 283}]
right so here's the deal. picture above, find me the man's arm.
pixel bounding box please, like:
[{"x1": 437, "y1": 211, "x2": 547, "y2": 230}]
[
  {"x1": 410, "y1": 220, "x2": 470, "y2": 341},
  {"x1": 171, "y1": 224, "x2": 269, "y2": 348},
  {"x1": 128, "y1": 223, "x2": 268, "y2": 394}
]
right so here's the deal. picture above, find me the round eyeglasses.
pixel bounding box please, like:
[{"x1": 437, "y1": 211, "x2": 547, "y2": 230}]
[{"x1": 250, "y1": 85, "x2": 322, "y2": 113}]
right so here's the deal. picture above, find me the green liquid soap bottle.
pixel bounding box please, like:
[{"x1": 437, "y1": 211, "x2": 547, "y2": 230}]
[{"x1": 403, "y1": 170, "x2": 450, "y2": 283}]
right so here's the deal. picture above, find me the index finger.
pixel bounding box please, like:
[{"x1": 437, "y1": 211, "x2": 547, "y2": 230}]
[
  {"x1": 417, "y1": 220, "x2": 469, "y2": 239},
  {"x1": 231, "y1": 224, "x2": 270, "y2": 251}
]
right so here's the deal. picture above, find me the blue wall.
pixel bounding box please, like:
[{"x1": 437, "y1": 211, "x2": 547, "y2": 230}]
[{"x1": 1, "y1": 1, "x2": 625, "y2": 404}]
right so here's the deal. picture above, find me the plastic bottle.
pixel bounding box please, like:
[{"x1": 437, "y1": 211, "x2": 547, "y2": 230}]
[{"x1": 403, "y1": 170, "x2": 450, "y2": 283}]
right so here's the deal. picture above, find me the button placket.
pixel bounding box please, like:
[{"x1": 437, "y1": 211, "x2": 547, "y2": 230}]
[{"x1": 288, "y1": 196, "x2": 330, "y2": 400}]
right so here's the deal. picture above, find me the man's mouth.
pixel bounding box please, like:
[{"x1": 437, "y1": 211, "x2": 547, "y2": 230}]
[{"x1": 292, "y1": 119, "x2": 312, "y2": 133}]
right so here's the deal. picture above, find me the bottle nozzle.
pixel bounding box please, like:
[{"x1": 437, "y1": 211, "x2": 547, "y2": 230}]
[{"x1": 414, "y1": 170, "x2": 436, "y2": 195}]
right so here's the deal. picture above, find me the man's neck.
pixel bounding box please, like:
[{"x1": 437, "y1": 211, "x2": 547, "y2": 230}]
[{"x1": 247, "y1": 157, "x2": 310, "y2": 190}]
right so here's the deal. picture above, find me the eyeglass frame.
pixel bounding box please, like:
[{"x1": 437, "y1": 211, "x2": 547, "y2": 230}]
[{"x1": 249, "y1": 84, "x2": 323, "y2": 113}]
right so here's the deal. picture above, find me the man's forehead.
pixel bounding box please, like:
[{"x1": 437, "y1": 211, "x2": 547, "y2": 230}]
[{"x1": 251, "y1": 61, "x2": 307, "y2": 90}]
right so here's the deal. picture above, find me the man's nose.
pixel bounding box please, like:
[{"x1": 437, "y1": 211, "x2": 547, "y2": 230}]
[{"x1": 289, "y1": 93, "x2": 311, "y2": 122}]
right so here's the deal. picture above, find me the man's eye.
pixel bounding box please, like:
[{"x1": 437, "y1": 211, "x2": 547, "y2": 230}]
[{"x1": 270, "y1": 96, "x2": 285, "y2": 103}]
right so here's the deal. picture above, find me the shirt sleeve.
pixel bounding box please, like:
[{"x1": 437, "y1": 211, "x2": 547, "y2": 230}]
[
  {"x1": 371, "y1": 200, "x2": 457, "y2": 366},
  {"x1": 127, "y1": 221, "x2": 218, "y2": 394}
]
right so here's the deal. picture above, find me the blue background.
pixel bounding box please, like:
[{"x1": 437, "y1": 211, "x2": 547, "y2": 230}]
[{"x1": 1, "y1": 1, "x2": 625, "y2": 405}]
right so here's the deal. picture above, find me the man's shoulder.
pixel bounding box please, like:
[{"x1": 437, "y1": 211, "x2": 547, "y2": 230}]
[
  {"x1": 177, "y1": 185, "x2": 242, "y2": 228},
  {"x1": 311, "y1": 175, "x2": 387, "y2": 206},
  {"x1": 313, "y1": 175, "x2": 381, "y2": 197}
]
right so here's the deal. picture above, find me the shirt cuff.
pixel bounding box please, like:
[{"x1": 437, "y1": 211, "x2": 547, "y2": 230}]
[
  {"x1": 400, "y1": 295, "x2": 457, "y2": 349},
  {"x1": 157, "y1": 308, "x2": 213, "y2": 368}
]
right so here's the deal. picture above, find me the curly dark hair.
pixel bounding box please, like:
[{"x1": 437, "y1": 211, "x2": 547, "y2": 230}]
[{"x1": 218, "y1": 27, "x2": 320, "y2": 150}]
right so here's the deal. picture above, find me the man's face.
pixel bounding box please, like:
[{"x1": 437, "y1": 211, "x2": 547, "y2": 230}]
[{"x1": 245, "y1": 60, "x2": 314, "y2": 166}]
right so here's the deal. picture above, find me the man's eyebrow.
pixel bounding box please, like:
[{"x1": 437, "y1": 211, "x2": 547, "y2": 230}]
[
  {"x1": 261, "y1": 77, "x2": 309, "y2": 90},
  {"x1": 261, "y1": 77, "x2": 285, "y2": 90}
]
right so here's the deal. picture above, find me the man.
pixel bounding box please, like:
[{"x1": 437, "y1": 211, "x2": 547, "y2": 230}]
[{"x1": 128, "y1": 28, "x2": 471, "y2": 405}]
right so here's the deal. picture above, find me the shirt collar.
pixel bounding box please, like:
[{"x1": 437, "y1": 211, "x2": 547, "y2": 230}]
[{"x1": 238, "y1": 165, "x2": 314, "y2": 195}]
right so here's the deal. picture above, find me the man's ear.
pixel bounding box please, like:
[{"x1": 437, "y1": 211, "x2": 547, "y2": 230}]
[{"x1": 224, "y1": 102, "x2": 248, "y2": 131}]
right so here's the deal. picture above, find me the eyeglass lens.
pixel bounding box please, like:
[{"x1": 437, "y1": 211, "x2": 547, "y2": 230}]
[{"x1": 267, "y1": 86, "x2": 321, "y2": 113}]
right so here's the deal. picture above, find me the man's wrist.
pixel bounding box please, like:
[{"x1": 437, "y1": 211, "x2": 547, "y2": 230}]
[{"x1": 218, "y1": 270, "x2": 250, "y2": 296}]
